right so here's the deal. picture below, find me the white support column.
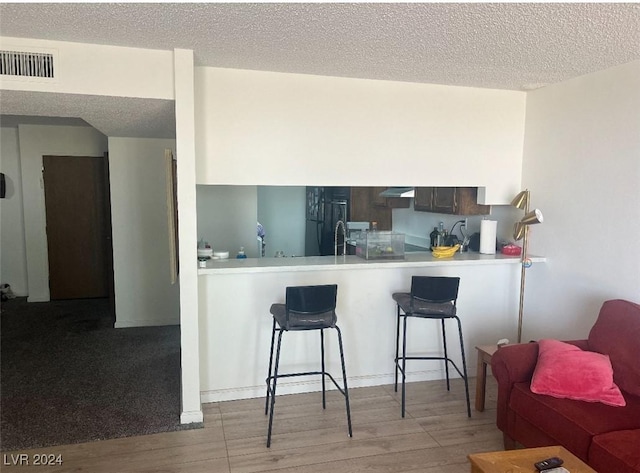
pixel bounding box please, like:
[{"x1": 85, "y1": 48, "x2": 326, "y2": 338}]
[{"x1": 174, "y1": 48, "x2": 203, "y2": 424}]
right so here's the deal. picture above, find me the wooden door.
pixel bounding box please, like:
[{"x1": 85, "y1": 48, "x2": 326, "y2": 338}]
[{"x1": 43, "y1": 155, "x2": 113, "y2": 300}]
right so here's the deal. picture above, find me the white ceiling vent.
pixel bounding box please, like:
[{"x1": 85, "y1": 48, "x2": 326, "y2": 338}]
[{"x1": 1, "y1": 50, "x2": 55, "y2": 78}]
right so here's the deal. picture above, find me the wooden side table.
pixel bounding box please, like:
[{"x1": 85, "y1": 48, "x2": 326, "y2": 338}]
[
  {"x1": 468, "y1": 445, "x2": 597, "y2": 472},
  {"x1": 475, "y1": 344, "x2": 498, "y2": 412}
]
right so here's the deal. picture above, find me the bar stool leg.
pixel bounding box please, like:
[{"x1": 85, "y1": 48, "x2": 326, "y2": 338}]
[
  {"x1": 442, "y1": 319, "x2": 451, "y2": 391},
  {"x1": 456, "y1": 316, "x2": 472, "y2": 417},
  {"x1": 267, "y1": 330, "x2": 284, "y2": 448},
  {"x1": 394, "y1": 305, "x2": 401, "y2": 392},
  {"x1": 265, "y1": 318, "x2": 277, "y2": 415},
  {"x1": 401, "y1": 313, "x2": 408, "y2": 418},
  {"x1": 335, "y1": 325, "x2": 352, "y2": 437},
  {"x1": 320, "y1": 328, "x2": 326, "y2": 409}
]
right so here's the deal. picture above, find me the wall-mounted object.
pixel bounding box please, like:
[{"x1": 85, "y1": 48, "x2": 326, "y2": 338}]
[
  {"x1": 378, "y1": 187, "x2": 415, "y2": 198},
  {"x1": 373, "y1": 187, "x2": 411, "y2": 208},
  {"x1": 0, "y1": 173, "x2": 6, "y2": 198}
]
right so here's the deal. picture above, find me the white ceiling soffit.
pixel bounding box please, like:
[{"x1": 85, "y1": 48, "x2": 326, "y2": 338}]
[
  {"x1": 1, "y1": 3, "x2": 639, "y2": 90},
  {"x1": 0, "y1": 90, "x2": 176, "y2": 139}
]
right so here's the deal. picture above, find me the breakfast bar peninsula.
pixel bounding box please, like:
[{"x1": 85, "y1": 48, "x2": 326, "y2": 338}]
[{"x1": 197, "y1": 252, "x2": 544, "y2": 402}]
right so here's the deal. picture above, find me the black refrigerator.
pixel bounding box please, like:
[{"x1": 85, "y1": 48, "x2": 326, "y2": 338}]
[{"x1": 305, "y1": 187, "x2": 350, "y2": 256}]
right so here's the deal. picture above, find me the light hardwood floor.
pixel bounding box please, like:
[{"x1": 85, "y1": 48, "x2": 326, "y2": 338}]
[{"x1": 2, "y1": 377, "x2": 501, "y2": 472}]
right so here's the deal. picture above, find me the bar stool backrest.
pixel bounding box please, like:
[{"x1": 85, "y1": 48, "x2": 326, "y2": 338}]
[
  {"x1": 285, "y1": 284, "x2": 338, "y2": 330},
  {"x1": 411, "y1": 276, "x2": 460, "y2": 304}
]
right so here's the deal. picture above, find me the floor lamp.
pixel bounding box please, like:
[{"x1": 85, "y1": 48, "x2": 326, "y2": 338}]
[{"x1": 511, "y1": 190, "x2": 544, "y2": 343}]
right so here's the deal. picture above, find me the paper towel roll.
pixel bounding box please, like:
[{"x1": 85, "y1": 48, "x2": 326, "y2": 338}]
[{"x1": 480, "y1": 220, "x2": 497, "y2": 254}]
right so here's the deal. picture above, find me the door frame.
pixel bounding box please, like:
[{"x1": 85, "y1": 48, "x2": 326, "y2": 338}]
[{"x1": 102, "y1": 152, "x2": 116, "y2": 323}]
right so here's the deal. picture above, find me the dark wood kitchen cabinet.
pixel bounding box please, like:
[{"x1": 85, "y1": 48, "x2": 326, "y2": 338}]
[
  {"x1": 414, "y1": 187, "x2": 490, "y2": 215},
  {"x1": 414, "y1": 187, "x2": 457, "y2": 213},
  {"x1": 413, "y1": 186, "x2": 433, "y2": 211},
  {"x1": 350, "y1": 187, "x2": 393, "y2": 230}
]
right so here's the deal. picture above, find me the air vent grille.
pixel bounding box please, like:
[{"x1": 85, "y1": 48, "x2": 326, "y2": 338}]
[{"x1": 0, "y1": 50, "x2": 55, "y2": 78}]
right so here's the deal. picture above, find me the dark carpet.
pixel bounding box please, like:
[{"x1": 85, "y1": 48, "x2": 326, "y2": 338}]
[{"x1": 0, "y1": 297, "x2": 201, "y2": 452}]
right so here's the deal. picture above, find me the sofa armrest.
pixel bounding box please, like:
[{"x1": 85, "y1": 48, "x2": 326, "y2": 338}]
[
  {"x1": 490, "y1": 340, "x2": 589, "y2": 433},
  {"x1": 492, "y1": 343, "x2": 539, "y2": 384},
  {"x1": 491, "y1": 343, "x2": 539, "y2": 432}
]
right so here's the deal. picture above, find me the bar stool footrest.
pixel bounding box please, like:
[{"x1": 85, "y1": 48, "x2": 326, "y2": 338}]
[
  {"x1": 394, "y1": 356, "x2": 468, "y2": 381},
  {"x1": 266, "y1": 371, "x2": 348, "y2": 398}
]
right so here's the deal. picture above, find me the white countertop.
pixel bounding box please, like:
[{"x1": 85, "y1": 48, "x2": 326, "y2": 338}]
[{"x1": 198, "y1": 251, "x2": 546, "y2": 274}]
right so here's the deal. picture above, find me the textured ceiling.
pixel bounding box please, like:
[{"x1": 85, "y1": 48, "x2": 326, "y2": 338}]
[
  {"x1": 2, "y1": 3, "x2": 639, "y2": 90},
  {"x1": 1, "y1": 3, "x2": 639, "y2": 137},
  {"x1": 0, "y1": 90, "x2": 175, "y2": 138}
]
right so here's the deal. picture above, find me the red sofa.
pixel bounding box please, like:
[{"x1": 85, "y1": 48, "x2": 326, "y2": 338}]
[{"x1": 491, "y1": 299, "x2": 640, "y2": 473}]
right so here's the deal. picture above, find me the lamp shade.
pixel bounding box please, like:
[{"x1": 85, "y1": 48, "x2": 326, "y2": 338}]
[
  {"x1": 510, "y1": 190, "x2": 530, "y2": 210},
  {"x1": 513, "y1": 208, "x2": 544, "y2": 240},
  {"x1": 522, "y1": 208, "x2": 544, "y2": 225}
]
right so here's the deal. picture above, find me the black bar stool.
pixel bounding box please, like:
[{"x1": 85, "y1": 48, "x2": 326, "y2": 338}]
[
  {"x1": 393, "y1": 276, "x2": 471, "y2": 418},
  {"x1": 265, "y1": 284, "x2": 352, "y2": 447}
]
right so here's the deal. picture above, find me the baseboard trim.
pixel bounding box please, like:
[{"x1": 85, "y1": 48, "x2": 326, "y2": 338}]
[
  {"x1": 180, "y1": 409, "x2": 204, "y2": 424},
  {"x1": 200, "y1": 368, "x2": 446, "y2": 403},
  {"x1": 115, "y1": 319, "x2": 179, "y2": 328}
]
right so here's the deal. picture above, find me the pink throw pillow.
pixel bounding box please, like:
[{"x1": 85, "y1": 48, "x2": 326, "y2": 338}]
[{"x1": 531, "y1": 339, "x2": 626, "y2": 407}]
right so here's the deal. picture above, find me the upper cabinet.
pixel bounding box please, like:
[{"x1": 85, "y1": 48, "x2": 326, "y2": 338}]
[
  {"x1": 350, "y1": 187, "x2": 402, "y2": 230},
  {"x1": 414, "y1": 187, "x2": 490, "y2": 215}
]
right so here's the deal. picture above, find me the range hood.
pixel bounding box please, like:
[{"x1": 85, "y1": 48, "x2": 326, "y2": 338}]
[{"x1": 378, "y1": 187, "x2": 415, "y2": 198}]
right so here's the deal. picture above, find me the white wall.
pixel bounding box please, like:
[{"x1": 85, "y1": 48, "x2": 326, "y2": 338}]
[
  {"x1": 173, "y1": 48, "x2": 203, "y2": 424},
  {"x1": 17, "y1": 124, "x2": 108, "y2": 302},
  {"x1": 521, "y1": 60, "x2": 640, "y2": 341},
  {"x1": 194, "y1": 67, "x2": 526, "y2": 204},
  {"x1": 196, "y1": 185, "x2": 258, "y2": 258},
  {"x1": 0, "y1": 127, "x2": 28, "y2": 295},
  {"x1": 196, "y1": 185, "x2": 306, "y2": 259},
  {"x1": 108, "y1": 137, "x2": 179, "y2": 327},
  {"x1": 257, "y1": 186, "x2": 306, "y2": 257},
  {"x1": 0, "y1": 37, "x2": 174, "y2": 100}
]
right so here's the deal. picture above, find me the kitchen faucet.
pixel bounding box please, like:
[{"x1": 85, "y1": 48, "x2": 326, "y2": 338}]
[{"x1": 335, "y1": 220, "x2": 346, "y2": 256}]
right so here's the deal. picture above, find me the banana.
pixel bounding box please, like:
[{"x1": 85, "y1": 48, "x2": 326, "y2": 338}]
[
  {"x1": 432, "y1": 245, "x2": 459, "y2": 252},
  {"x1": 432, "y1": 251, "x2": 456, "y2": 257},
  {"x1": 432, "y1": 244, "x2": 460, "y2": 258}
]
